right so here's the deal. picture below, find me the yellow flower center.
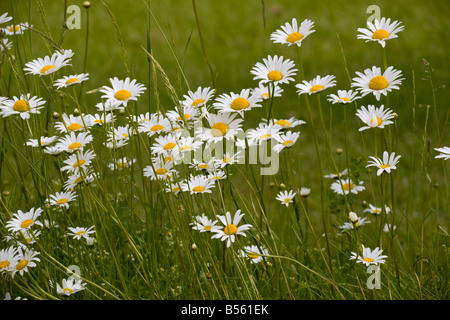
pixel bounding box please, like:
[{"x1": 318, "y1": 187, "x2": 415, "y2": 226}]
[
  {"x1": 373, "y1": 209, "x2": 382, "y2": 213},
  {"x1": 339, "y1": 97, "x2": 350, "y2": 102},
  {"x1": 211, "y1": 122, "x2": 229, "y2": 137},
  {"x1": 13, "y1": 100, "x2": 30, "y2": 112},
  {"x1": 192, "y1": 98, "x2": 205, "y2": 107},
  {"x1": 164, "y1": 156, "x2": 172, "y2": 163},
  {"x1": 247, "y1": 252, "x2": 259, "y2": 259},
  {"x1": 177, "y1": 114, "x2": 192, "y2": 121},
  {"x1": 370, "y1": 116, "x2": 383, "y2": 126},
  {"x1": 114, "y1": 89, "x2": 131, "y2": 100},
  {"x1": 260, "y1": 133, "x2": 271, "y2": 139},
  {"x1": 172, "y1": 187, "x2": 180, "y2": 192},
  {"x1": 68, "y1": 123, "x2": 82, "y2": 131},
  {"x1": 283, "y1": 198, "x2": 291, "y2": 203},
  {"x1": 180, "y1": 145, "x2": 192, "y2": 151},
  {"x1": 369, "y1": 76, "x2": 389, "y2": 90},
  {"x1": 275, "y1": 119, "x2": 291, "y2": 128},
  {"x1": 74, "y1": 176, "x2": 83, "y2": 184},
  {"x1": 268, "y1": 70, "x2": 283, "y2": 81},
  {"x1": 69, "y1": 142, "x2": 82, "y2": 150},
  {"x1": 283, "y1": 140, "x2": 294, "y2": 147},
  {"x1": 121, "y1": 133, "x2": 128, "y2": 138},
  {"x1": 163, "y1": 142, "x2": 176, "y2": 150},
  {"x1": 260, "y1": 93, "x2": 270, "y2": 99},
  {"x1": 65, "y1": 78, "x2": 79, "y2": 85},
  {"x1": 40, "y1": 65, "x2": 55, "y2": 74},
  {"x1": 21, "y1": 219, "x2": 34, "y2": 229},
  {"x1": 57, "y1": 198, "x2": 68, "y2": 204},
  {"x1": 363, "y1": 257, "x2": 374, "y2": 263},
  {"x1": 9, "y1": 25, "x2": 20, "y2": 32},
  {"x1": 73, "y1": 160, "x2": 85, "y2": 168},
  {"x1": 224, "y1": 224, "x2": 237, "y2": 235},
  {"x1": 342, "y1": 183, "x2": 354, "y2": 191},
  {"x1": 372, "y1": 29, "x2": 390, "y2": 40},
  {"x1": 310, "y1": 84, "x2": 324, "y2": 93},
  {"x1": 193, "y1": 186, "x2": 205, "y2": 192},
  {"x1": 380, "y1": 164, "x2": 390, "y2": 169},
  {"x1": 94, "y1": 119, "x2": 104, "y2": 124},
  {"x1": 151, "y1": 124, "x2": 164, "y2": 131},
  {"x1": 16, "y1": 260, "x2": 29, "y2": 271},
  {"x1": 230, "y1": 97, "x2": 250, "y2": 111},
  {"x1": 155, "y1": 168, "x2": 167, "y2": 175},
  {"x1": 0, "y1": 261, "x2": 10, "y2": 269},
  {"x1": 223, "y1": 157, "x2": 233, "y2": 163},
  {"x1": 76, "y1": 230, "x2": 86, "y2": 236},
  {"x1": 63, "y1": 288, "x2": 73, "y2": 294},
  {"x1": 287, "y1": 32, "x2": 304, "y2": 43},
  {"x1": 203, "y1": 225, "x2": 212, "y2": 231},
  {"x1": 198, "y1": 164, "x2": 209, "y2": 170},
  {"x1": 117, "y1": 161, "x2": 127, "y2": 168}
]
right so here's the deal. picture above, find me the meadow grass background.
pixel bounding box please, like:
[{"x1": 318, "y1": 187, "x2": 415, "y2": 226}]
[{"x1": 0, "y1": 0, "x2": 449, "y2": 300}]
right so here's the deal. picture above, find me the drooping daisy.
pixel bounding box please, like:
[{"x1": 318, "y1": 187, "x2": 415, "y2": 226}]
[
  {"x1": 0, "y1": 12, "x2": 13, "y2": 25},
  {"x1": 356, "y1": 105, "x2": 395, "y2": 131},
  {"x1": 44, "y1": 145, "x2": 65, "y2": 156},
  {"x1": 366, "y1": 151, "x2": 401, "y2": 176},
  {"x1": 239, "y1": 245, "x2": 269, "y2": 264},
  {"x1": 213, "y1": 89, "x2": 263, "y2": 117},
  {"x1": 351, "y1": 66, "x2": 404, "y2": 101},
  {"x1": 251, "y1": 55, "x2": 297, "y2": 85},
  {"x1": 251, "y1": 83, "x2": 284, "y2": 100},
  {"x1": 296, "y1": 75, "x2": 336, "y2": 95},
  {"x1": 24, "y1": 50, "x2": 72, "y2": 76},
  {"x1": 138, "y1": 114, "x2": 171, "y2": 136},
  {"x1": 363, "y1": 203, "x2": 391, "y2": 215},
  {"x1": 55, "y1": 131, "x2": 93, "y2": 153},
  {"x1": 63, "y1": 168, "x2": 98, "y2": 191},
  {"x1": 5, "y1": 208, "x2": 44, "y2": 233},
  {"x1": 100, "y1": 77, "x2": 146, "y2": 108},
  {"x1": 56, "y1": 278, "x2": 86, "y2": 296},
  {"x1": 143, "y1": 159, "x2": 176, "y2": 181},
  {"x1": 54, "y1": 73, "x2": 90, "y2": 89},
  {"x1": 196, "y1": 112, "x2": 243, "y2": 143},
  {"x1": 211, "y1": 210, "x2": 252, "y2": 247},
  {"x1": 10, "y1": 247, "x2": 40, "y2": 278},
  {"x1": 0, "y1": 246, "x2": 18, "y2": 274},
  {"x1": 3, "y1": 22, "x2": 32, "y2": 35},
  {"x1": 350, "y1": 244, "x2": 388, "y2": 266},
  {"x1": 25, "y1": 136, "x2": 58, "y2": 148},
  {"x1": 276, "y1": 190, "x2": 297, "y2": 207},
  {"x1": 54, "y1": 113, "x2": 93, "y2": 133},
  {"x1": 0, "y1": 94, "x2": 45, "y2": 120},
  {"x1": 270, "y1": 18, "x2": 315, "y2": 47},
  {"x1": 181, "y1": 86, "x2": 215, "y2": 109},
  {"x1": 435, "y1": 146, "x2": 450, "y2": 160},
  {"x1": 339, "y1": 217, "x2": 371, "y2": 232},
  {"x1": 47, "y1": 190, "x2": 78, "y2": 209},
  {"x1": 190, "y1": 214, "x2": 221, "y2": 233},
  {"x1": 330, "y1": 178, "x2": 365, "y2": 195},
  {"x1": 357, "y1": 17, "x2": 404, "y2": 48},
  {"x1": 67, "y1": 226, "x2": 95, "y2": 240},
  {"x1": 247, "y1": 123, "x2": 281, "y2": 145},
  {"x1": 324, "y1": 168, "x2": 349, "y2": 179},
  {"x1": 272, "y1": 131, "x2": 300, "y2": 153},
  {"x1": 186, "y1": 175, "x2": 215, "y2": 195},
  {"x1": 327, "y1": 90, "x2": 361, "y2": 104}
]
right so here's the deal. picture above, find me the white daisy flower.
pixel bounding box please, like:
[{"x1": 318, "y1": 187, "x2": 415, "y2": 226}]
[
  {"x1": 105, "y1": 125, "x2": 133, "y2": 149},
  {"x1": 1, "y1": 38, "x2": 13, "y2": 52},
  {"x1": 107, "y1": 157, "x2": 136, "y2": 170},
  {"x1": 189, "y1": 159, "x2": 217, "y2": 172},
  {"x1": 100, "y1": 77, "x2": 146, "y2": 108},
  {"x1": 24, "y1": 50, "x2": 72, "y2": 76},
  {"x1": 299, "y1": 187, "x2": 311, "y2": 197},
  {"x1": 44, "y1": 146, "x2": 65, "y2": 156},
  {"x1": 47, "y1": 191, "x2": 78, "y2": 209},
  {"x1": 211, "y1": 210, "x2": 252, "y2": 247},
  {"x1": 0, "y1": 94, "x2": 45, "y2": 120},
  {"x1": 151, "y1": 134, "x2": 180, "y2": 156},
  {"x1": 181, "y1": 86, "x2": 215, "y2": 109},
  {"x1": 251, "y1": 55, "x2": 297, "y2": 85},
  {"x1": 272, "y1": 131, "x2": 300, "y2": 153},
  {"x1": 339, "y1": 217, "x2": 371, "y2": 232},
  {"x1": 251, "y1": 83, "x2": 283, "y2": 100},
  {"x1": 165, "y1": 182, "x2": 187, "y2": 194},
  {"x1": 363, "y1": 204, "x2": 391, "y2": 215},
  {"x1": 166, "y1": 106, "x2": 199, "y2": 124},
  {"x1": 383, "y1": 224, "x2": 397, "y2": 233},
  {"x1": 5, "y1": 208, "x2": 44, "y2": 233},
  {"x1": 324, "y1": 168, "x2": 349, "y2": 179},
  {"x1": 214, "y1": 151, "x2": 243, "y2": 168},
  {"x1": 54, "y1": 73, "x2": 90, "y2": 89},
  {"x1": 63, "y1": 168, "x2": 98, "y2": 191},
  {"x1": 55, "y1": 131, "x2": 93, "y2": 153},
  {"x1": 270, "y1": 18, "x2": 315, "y2": 47},
  {"x1": 207, "y1": 170, "x2": 227, "y2": 181},
  {"x1": 195, "y1": 112, "x2": 243, "y2": 143},
  {"x1": 60, "y1": 149, "x2": 96, "y2": 174},
  {"x1": 351, "y1": 66, "x2": 404, "y2": 101},
  {"x1": 190, "y1": 214, "x2": 221, "y2": 233},
  {"x1": 56, "y1": 278, "x2": 86, "y2": 296},
  {"x1": 88, "y1": 113, "x2": 115, "y2": 126},
  {"x1": 187, "y1": 175, "x2": 215, "y2": 194},
  {"x1": 67, "y1": 226, "x2": 95, "y2": 240},
  {"x1": 357, "y1": 17, "x2": 404, "y2": 48},
  {"x1": 95, "y1": 100, "x2": 123, "y2": 112},
  {"x1": 25, "y1": 136, "x2": 58, "y2": 148},
  {"x1": 366, "y1": 151, "x2": 401, "y2": 176},
  {"x1": 327, "y1": 90, "x2": 361, "y2": 104},
  {"x1": 10, "y1": 247, "x2": 40, "y2": 278},
  {"x1": 239, "y1": 245, "x2": 269, "y2": 264},
  {"x1": 330, "y1": 178, "x2": 365, "y2": 195},
  {"x1": 54, "y1": 113, "x2": 93, "y2": 133},
  {"x1": 176, "y1": 136, "x2": 203, "y2": 153},
  {"x1": 3, "y1": 22, "x2": 32, "y2": 35},
  {"x1": 296, "y1": 75, "x2": 337, "y2": 95},
  {"x1": 213, "y1": 89, "x2": 262, "y2": 117},
  {"x1": 276, "y1": 190, "x2": 297, "y2": 207},
  {"x1": 435, "y1": 146, "x2": 450, "y2": 160},
  {"x1": 356, "y1": 104, "x2": 395, "y2": 131},
  {"x1": 0, "y1": 246, "x2": 18, "y2": 274},
  {"x1": 138, "y1": 114, "x2": 171, "y2": 136},
  {"x1": 247, "y1": 123, "x2": 281, "y2": 145},
  {"x1": 143, "y1": 159, "x2": 176, "y2": 181},
  {"x1": 350, "y1": 244, "x2": 387, "y2": 266}
]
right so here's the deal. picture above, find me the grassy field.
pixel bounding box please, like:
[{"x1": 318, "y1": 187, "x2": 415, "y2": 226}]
[{"x1": 0, "y1": 0, "x2": 448, "y2": 301}]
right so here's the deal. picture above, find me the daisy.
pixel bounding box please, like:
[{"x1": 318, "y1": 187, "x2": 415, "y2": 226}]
[
  {"x1": 5, "y1": 208, "x2": 44, "y2": 233},
  {"x1": 67, "y1": 226, "x2": 95, "y2": 240},
  {"x1": 54, "y1": 73, "x2": 90, "y2": 89},
  {"x1": 190, "y1": 214, "x2": 221, "y2": 233},
  {"x1": 1, "y1": 38, "x2": 13, "y2": 52},
  {"x1": 251, "y1": 83, "x2": 283, "y2": 100},
  {"x1": 138, "y1": 114, "x2": 171, "y2": 136},
  {"x1": 213, "y1": 151, "x2": 243, "y2": 168},
  {"x1": 327, "y1": 90, "x2": 361, "y2": 104},
  {"x1": 296, "y1": 75, "x2": 336, "y2": 95},
  {"x1": 88, "y1": 113, "x2": 114, "y2": 126},
  {"x1": 211, "y1": 210, "x2": 252, "y2": 247},
  {"x1": 3, "y1": 22, "x2": 32, "y2": 35},
  {"x1": 25, "y1": 136, "x2": 58, "y2": 148},
  {"x1": 143, "y1": 159, "x2": 176, "y2": 181},
  {"x1": 10, "y1": 247, "x2": 40, "y2": 278},
  {"x1": 272, "y1": 131, "x2": 300, "y2": 153},
  {"x1": 4, "y1": 292, "x2": 26, "y2": 300},
  {"x1": 0, "y1": 246, "x2": 18, "y2": 274},
  {"x1": 330, "y1": 178, "x2": 365, "y2": 195},
  {"x1": 363, "y1": 203, "x2": 391, "y2": 215},
  {"x1": 63, "y1": 169, "x2": 98, "y2": 191},
  {"x1": 383, "y1": 224, "x2": 397, "y2": 233},
  {"x1": 56, "y1": 278, "x2": 86, "y2": 296},
  {"x1": 207, "y1": 170, "x2": 227, "y2": 181},
  {"x1": 55, "y1": 131, "x2": 93, "y2": 153},
  {"x1": 299, "y1": 187, "x2": 311, "y2": 197},
  {"x1": 196, "y1": 112, "x2": 243, "y2": 143},
  {"x1": 186, "y1": 175, "x2": 215, "y2": 194},
  {"x1": 105, "y1": 125, "x2": 132, "y2": 149},
  {"x1": 100, "y1": 77, "x2": 146, "y2": 108},
  {"x1": 366, "y1": 151, "x2": 401, "y2": 175},
  {"x1": 247, "y1": 123, "x2": 281, "y2": 145},
  {"x1": 213, "y1": 89, "x2": 262, "y2": 117},
  {"x1": 95, "y1": 100, "x2": 123, "y2": 112},
  {"x1": 435, "y1": 146, "x2": 450, "y2": 160},
  {"x1": 324, "y1": 168, "x2": 349, "y2": 179},
  {"x1": 251, "y1": 55, "x2": 297, "y2": 85},
  {"x1": 181, "y1": 86, "x2": 215, "y2": 109},
  {"x1": 239, "y1": 245, "x2": 269, "y2": 264},
  {"x1": 270, "y1": 18, "x2": 315, "y2": 47},
  {"x1": 47, "y1": 191, "x2": 78, "y2": 209},
  {"x1": 350, "y1": 244, "x2": 388, "y2": 266},
  {"x1": 356, "y1": 105, "x2": 395, "y2": 131},
  {"x1": 351, "y1": 66, "x2": 404, "y2": 101},
  {"x1": 0, "y1": 94, "x2": 45, "y2": 120},
  {"x1": 9, "y1": 229, "x2": 42, "y2": 247},
  {"x1": 189, "y1": 159, "x2": 217, "y2": 172},
  {"x1": 357, "y1": 17, "x2": 404, "y2": 48},
  {"x1": 276, "y1": 190, "x2": 297, "y2": 207},
  {"x1": 107, "y1": 157, "x2": 136, "y2": 170},
  {"x1": 0, "y1": 12, "x2": 13, "y2": 25},
  {"x1": 44, "y1": 146, "x2": 65, "y2": 156},
  {"x1": 176, "y1": 136, "x2": 203, "y2": 154},
  {"x1": 339, "y1": 217, "x2": 371, "y2": 232},
  {"x1": 24, "y1": 50, "x2": 72, "y2": 76},
  {"x1": 151, "y1": 134, "x2": 180, "y2": 156},
  {"x1": 166, "y1": 106, "x2": 199, "y2": 124},
  {"x1": 165, "y1": 182, "x2": 187, "y2": 194},
  {"x1": 54, "y1": 113, "x2": 93, "y2": 133}
]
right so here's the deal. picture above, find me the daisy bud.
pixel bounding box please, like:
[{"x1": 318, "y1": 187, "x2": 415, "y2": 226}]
[
  {"x1": 336, "y1": 148, "x2": 343, "y2": 155},
  {"x1": 269, "y1": 182, "x2": 275, "y2": 188},
  {"x1": 349, "y1": 211, "x2": 359, "y2": 223},
  {"x1": 73, "y1": 108, "x2": 80, "y2": 115},
  {"x1": 85, "y1": 237, "x2": 96, "y2": 246},
  {"x1": 191, "y1": 243, "x2": 197, "y2": 251},
  {"x1": 279, "y1": 183, "x2": 286, "y2": 189},
  {"x1": 299, "y1": 187, "x2": 311, "y2": 197},
  {"x1": 362, "y1": 200, "x2": 368, "y2": 208},
  {"x1": 2, "y1": 190, "x2": 9, "y2": 197},
  {"x1": 206, "y1": 272, "x2": 212, "y2": 279},
  {"x1": 393, "y1": 112, "x2": 398, "y2": 118},
  {"x1": 119, "y1": 108, "x2": 126, "y2": 115},
  {"x1": 83, "y1": 1, "x2": 91, "y2": 8},
  {"x1": 52, "y1": 112, "x2": 60, "y2": 119}
]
